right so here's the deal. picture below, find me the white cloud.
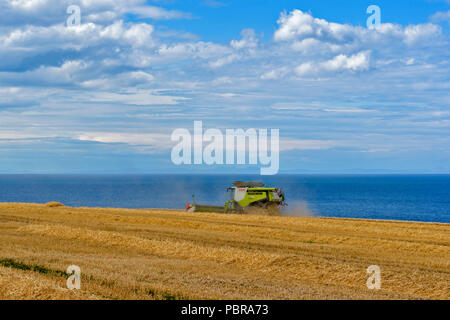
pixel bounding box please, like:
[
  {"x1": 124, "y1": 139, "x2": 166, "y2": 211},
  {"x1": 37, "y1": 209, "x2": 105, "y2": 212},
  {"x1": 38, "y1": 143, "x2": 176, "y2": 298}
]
[
  {"x1": 405, "y1": 58, "x2": 415, "y2": 65},
  {"x1": 78, "y1": 132, "x2": 169, "y2": 146},
  {"x1": 77, "y1": 131, "x2": 180, "y2": 154},
  {"x1": 274, "y1": 9, "x2": 441, "y2": 46},
  {"x1": 260, "y1": 67, "x2": 289, "y2": 80},
  {"x1": 430, "y1": 10, "x2": 450, "y2": 23},
  {"x1": 87, "y1": 91, "x2": 188, "y2": 105},
  {"x1": 290, "y1": 38, "x2": 327, "y2": 53},
  {"x1": 274, "y1": 9, "x2": 359, "y2": 42},
  {"x1": 209, "y1": 53, "x2": 240, "y2": 68},
  {"x1": 1, "y1": 20, "x2": 155, "y2": 50},
  {"x1": 100, "y1": 20, "x2": 154, "y2": 47},
  {"x1": 295, "y1": 62, "x2": 317, "y2": 76},
  {"x1": 9, "y1": 0, "x2": 48, "y2": 10},
  {"x1": 85, "y1": 11, "x2": 118, "y2": 23},
  {"x1": 127, "y1": 5, "x2": 191, "y2": 20},
  {"x1": 279, "y1": 138, "x2": 341, "y2": 151},
  {"x1": 211, "y1": 77, "x2": 233, "y2": 85},
  {"x1": 1, "y1": 0, "x2": 190, "y2": 26},
  {"x1": 0, "y1": 60, "x2": 91, "y2": 85},
  {"x1": 230, "y1": 29, "x2": 258, "y2": 49},
  {"x1": 157, "y1": 41, "x2": 230, "y2": 60},
  {"x1": 296, "y1": 51, "x2": 370, "y2": 76},
  {"x1": 271, "y1": 103, "x2": 373, "y2": 114},
  {"x1": 322, "y1": 51, "x2": 370, "y2": 72},
  {"x1": 322, "y1": 107, "x2": 372, "y2": 113},
  {"x1": 0, "y1": 6, "x2": 448, "y2": 167},
  {"x1": 76, "y1": 132, "x2": 341, "y2": 154},
  {"x1": 403, "y1": 23, "x2": 441, "y2": 45},
  {"x1": 80, "y1": 71, "x2": 154, "y2": 89}
]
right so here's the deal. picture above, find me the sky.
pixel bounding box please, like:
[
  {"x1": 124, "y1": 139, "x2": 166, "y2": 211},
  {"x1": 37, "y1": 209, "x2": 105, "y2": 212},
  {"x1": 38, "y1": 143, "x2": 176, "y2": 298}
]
[{"x1": 0, "y1": 0, "x2": 449, "y2": 174}]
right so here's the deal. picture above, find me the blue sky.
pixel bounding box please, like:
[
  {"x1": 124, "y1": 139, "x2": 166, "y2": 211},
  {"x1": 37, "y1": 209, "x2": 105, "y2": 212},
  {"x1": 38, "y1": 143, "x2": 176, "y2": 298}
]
[{"x1": 0, "y1": 0, "x2": 449, "y2": 174}]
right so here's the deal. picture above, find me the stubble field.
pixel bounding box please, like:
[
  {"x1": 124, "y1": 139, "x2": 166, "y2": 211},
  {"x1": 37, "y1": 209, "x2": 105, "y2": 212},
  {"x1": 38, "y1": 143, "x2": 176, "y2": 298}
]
[{"x1": 0, "y1": 203, "x2": 448, "y2": 300}]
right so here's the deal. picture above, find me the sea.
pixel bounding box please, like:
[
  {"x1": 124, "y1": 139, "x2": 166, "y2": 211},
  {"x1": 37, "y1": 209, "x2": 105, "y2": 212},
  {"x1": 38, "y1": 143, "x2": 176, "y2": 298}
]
[{"x1": 0, "y1": 174, "x2": 449, "y2": 223}]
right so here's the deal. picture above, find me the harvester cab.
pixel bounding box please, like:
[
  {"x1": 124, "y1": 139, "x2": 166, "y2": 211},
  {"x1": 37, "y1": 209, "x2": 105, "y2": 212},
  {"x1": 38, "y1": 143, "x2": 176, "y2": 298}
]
[{"x1": 187, "y1": 181, "x2": 287, "y2": 215}]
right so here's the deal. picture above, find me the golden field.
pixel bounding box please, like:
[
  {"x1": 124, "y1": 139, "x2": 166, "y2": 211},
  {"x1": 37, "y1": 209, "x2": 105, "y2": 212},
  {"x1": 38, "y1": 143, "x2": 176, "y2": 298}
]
[{"x1": 0, "y1": 203, "x2": 448, "y2": 300}]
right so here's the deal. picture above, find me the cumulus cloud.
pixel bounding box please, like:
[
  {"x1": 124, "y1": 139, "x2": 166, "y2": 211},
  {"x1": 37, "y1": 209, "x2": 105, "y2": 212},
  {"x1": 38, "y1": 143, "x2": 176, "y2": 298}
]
[
  {"x1": 402, "y1": 23, "x2": 441, "y2": 45},
  {"x1": 203, "y1": 29, "x2": 260, "y2": 69},
  {"x1": 0, "y1": 6, "x2": 448, "y2": 170},
  {"x1": 99, "y1": 20, "x2": 154, "y2": 47},
  {"x1": 260, "y1": 67, "x2": 289, "y2": 80},
  {"x1": 260, "y1": 9, "x2": 443, "y2": 80},
  {"x1": 274, "y1": 9, "x2": 442, "y2": 47},
  {"x1": 274, "y1": 9, "x2": 359, "y2": 43},
  {"x1": 2, "y1": 7, "x2": 444, "y2": 87},
  {"x1": 322, "y1": 51, "x2": 371, "y2": 72},
  {"x1": 295, "y1": 51, "x2": 370, "y2": 76},
  {"x1": 1, "y1": 20, "x2": 154, "y2": 51},
  {"x1": 230, "y1": 28, "x2": 258, "y2": 49},
  {"x1": 9, "y1": 20, "x2": 163, "y2": 88}
]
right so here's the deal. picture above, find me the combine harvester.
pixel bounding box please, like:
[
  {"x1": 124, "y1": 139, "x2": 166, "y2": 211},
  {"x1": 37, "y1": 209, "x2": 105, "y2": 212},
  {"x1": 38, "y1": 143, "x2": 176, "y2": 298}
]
[{"x1": 186, "y1": 181, "x2": 287, "y2": 216}]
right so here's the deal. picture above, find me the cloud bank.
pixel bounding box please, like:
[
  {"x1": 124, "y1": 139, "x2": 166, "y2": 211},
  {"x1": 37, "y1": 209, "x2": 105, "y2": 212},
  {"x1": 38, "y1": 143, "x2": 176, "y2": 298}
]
[{"x1": 0, "y1": 3, "x2": 449, "y2": 173}]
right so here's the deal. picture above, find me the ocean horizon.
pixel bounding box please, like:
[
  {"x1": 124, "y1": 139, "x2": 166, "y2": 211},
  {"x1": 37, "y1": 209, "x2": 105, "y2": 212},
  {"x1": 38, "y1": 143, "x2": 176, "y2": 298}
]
[{"x1": 0, "y1": 174, "x2": 449, "y2": 223}]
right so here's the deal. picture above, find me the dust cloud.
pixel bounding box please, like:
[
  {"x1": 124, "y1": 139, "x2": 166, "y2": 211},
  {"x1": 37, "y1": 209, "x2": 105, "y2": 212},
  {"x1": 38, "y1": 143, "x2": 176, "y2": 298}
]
[{"x1": 281, "y1": 201, "x2": 315, "y2": 217}]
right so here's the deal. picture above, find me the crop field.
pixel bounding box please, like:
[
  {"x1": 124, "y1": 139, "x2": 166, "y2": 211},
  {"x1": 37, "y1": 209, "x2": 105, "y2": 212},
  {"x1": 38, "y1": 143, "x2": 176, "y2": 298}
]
[{"x1": 0, "y1": 203, "x2": 449, "y2": 300}]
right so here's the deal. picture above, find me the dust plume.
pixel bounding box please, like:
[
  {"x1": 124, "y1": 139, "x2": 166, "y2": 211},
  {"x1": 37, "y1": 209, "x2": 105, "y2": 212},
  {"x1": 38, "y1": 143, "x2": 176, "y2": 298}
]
[{"x1": 282, "y1": 200, "x2": 315, "y2": 217}]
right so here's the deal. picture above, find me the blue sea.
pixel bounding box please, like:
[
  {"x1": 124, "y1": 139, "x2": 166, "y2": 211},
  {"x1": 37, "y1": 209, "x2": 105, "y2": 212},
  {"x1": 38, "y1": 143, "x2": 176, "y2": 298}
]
[{"x1": 0, "y1": 174, "x2": 449, "y2": 223}]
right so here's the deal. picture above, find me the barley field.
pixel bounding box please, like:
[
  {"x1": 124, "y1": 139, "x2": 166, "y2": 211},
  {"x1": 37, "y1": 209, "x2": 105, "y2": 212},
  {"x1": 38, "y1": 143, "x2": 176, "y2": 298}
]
[{"x1": 0, "y1": 203, "x2": 448, "y2": 300}]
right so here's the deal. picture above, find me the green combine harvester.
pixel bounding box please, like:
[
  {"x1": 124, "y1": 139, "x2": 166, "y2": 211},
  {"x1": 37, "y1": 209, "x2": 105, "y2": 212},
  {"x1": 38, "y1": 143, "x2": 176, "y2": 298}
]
[{"x1": 186, "y1": 181, "x2": 287, "y2": 215}]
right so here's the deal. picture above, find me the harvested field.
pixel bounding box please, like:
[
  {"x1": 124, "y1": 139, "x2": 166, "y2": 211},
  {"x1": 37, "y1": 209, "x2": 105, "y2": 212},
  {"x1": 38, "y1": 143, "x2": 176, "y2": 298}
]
[{"x1": 0, "y1": 203, "x2": 448, "y2": 300}]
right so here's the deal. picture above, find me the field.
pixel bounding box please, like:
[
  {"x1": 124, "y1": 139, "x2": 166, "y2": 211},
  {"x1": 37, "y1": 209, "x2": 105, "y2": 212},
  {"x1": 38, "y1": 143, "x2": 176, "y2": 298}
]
[{"x1": 0, "y1": 203, "x2": 449, "y2": 300}]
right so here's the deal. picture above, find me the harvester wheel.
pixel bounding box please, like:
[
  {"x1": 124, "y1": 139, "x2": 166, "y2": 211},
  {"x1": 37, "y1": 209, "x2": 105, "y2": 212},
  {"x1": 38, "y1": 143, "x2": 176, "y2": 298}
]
[
  {"x1": 244, "y1": 206, "x2": 260, "y2": 215},
  {"x1": 266, "y1": 203, "x2": 281, "y2": 216}
]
